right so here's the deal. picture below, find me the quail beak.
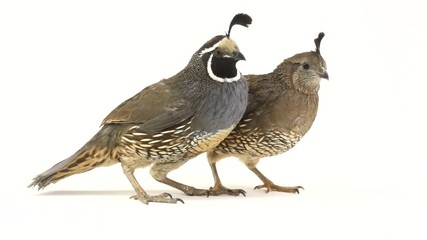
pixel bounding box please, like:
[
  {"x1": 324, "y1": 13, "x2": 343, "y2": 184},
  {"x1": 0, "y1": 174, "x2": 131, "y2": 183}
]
[
  {"x1": 319, "y1": 70, "x2": 329, "y2": 80},
  {"x1": 231, "y1": 51, "x2": 246, "y2": 61}
]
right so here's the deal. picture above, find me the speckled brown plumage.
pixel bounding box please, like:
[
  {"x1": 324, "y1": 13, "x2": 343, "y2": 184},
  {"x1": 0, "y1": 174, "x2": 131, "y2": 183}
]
[
  {"x1": 207, "y1": 32, "x2": 328, "y2": 196},
  {"x1": 28, "y1": 14, "x2": 252, "y2": 204}
]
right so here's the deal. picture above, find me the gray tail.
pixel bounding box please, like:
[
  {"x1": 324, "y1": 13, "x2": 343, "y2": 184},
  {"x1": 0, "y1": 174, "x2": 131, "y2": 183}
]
[{"x1": 28, "y1": 125, "x2": 122, "y2": 190}]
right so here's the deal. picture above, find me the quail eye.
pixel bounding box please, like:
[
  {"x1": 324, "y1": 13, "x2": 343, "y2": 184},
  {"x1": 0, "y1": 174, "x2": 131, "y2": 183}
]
[
  {"x1": 214, "y1": 50, "x2": 222, "y2": 57},
  {"x1": 303, "y1": 63, "x2": 310, "y2": 70}
]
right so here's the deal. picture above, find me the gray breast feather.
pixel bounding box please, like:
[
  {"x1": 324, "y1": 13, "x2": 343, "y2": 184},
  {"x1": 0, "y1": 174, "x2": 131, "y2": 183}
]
[{"x1": 192, "y1": 78, "x2": 248, "y2": 132}]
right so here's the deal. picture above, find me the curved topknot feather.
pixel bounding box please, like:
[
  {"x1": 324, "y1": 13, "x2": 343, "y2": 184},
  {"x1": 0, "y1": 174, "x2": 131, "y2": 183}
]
[
  {"x1": 227, "y1": 13, "x2": 252, "y2": 37},
  {"x1": 314, "y1": 32, "x2": 325, "y2": 53}
]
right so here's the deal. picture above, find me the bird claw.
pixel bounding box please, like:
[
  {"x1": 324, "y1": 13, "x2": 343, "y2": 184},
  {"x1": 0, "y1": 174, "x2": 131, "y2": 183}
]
[
  {"x1": 207, "y1": 185, "x2": 246, "y2": 197},
  {"x1": 254, "y1": 184, "x2": 304, "y2": 194},
  {"x1": 130, "y1": 192, "x2": 185, "y2": 204},
  {"x1": 163, "y1": 192, "x2": 173, "y2": 199}
]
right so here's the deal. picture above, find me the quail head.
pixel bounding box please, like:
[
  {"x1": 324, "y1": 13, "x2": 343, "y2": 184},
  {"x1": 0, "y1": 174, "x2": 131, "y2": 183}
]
[
  {"x1": 207, "y1": 33, "x2": 328, "y2": 196},
  {"x1": 29, "y1": 13, "x2": 252, "y2": 204}
]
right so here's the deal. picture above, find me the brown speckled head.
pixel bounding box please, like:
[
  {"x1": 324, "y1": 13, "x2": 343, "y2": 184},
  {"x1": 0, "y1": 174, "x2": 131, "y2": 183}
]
[{"x1": 282, "y1": 33, "x2": 328, "y2": 94}]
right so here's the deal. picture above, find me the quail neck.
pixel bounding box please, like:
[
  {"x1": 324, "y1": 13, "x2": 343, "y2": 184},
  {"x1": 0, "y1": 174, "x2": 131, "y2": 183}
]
[{"x1": 199, "y1": 36, "x2": 245, "y2": 83}]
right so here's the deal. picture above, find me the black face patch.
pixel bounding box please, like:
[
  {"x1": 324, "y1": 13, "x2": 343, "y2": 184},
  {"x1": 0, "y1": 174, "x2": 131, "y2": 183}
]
[{"x1": 210, "y1": 56, "x2": 238, "y2": 79}]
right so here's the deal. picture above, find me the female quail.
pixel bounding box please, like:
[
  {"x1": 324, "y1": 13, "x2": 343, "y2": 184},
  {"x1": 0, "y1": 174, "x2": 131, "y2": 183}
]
[
  {"x1": 207, "y1": 33, "x2": 328, "y2": 196},
  {"x1": 29, "y1": 14, "x2": 252, "y2": 204}
]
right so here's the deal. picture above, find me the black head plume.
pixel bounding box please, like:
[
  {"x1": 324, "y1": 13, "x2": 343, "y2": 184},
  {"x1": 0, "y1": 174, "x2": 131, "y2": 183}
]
[
  {"x1": 314, "y1": 32, "x2": 325, "y2": 53},
  {"x1": 227, "y1": 13, "x2": 252, "y2": 38}
]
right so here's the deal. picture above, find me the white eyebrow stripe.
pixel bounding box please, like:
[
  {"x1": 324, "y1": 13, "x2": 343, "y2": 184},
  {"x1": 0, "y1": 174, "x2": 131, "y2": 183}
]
[{"x1": 198, "y1": 38, "x2": 225, "y2": 56}]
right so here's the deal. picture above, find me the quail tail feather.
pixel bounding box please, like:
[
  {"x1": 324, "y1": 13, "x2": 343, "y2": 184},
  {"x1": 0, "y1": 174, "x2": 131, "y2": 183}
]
[
  {"x1": 28, "y1": 125, "x2": 122, "y2": 190},
  {"x1": 28, "y1": 147, "x2": 107, "y2": 190}
]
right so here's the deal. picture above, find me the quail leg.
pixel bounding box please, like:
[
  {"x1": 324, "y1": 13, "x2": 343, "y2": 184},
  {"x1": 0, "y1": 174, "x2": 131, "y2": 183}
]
[
  {"x1": 249, "y1": 167, "x2": 303, "y2": 194},
  {"x1": 208, "y1": 162, "x2": 246, "y2": 196},
  {"x1": 150, "y1": 162, "x2": 209, "y2": 196},
  {"x1": 122, "y1": 164, "x2": 183, "y2": 204},
  {"x1": 159, "y1": 177, "x2": 209, "y2": 196}
]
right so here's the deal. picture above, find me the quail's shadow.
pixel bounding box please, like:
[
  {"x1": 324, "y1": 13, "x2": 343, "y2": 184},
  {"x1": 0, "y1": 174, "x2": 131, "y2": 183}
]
[
  {"x1": 37, "y1": 190, "x2": 135, "y2": 196},
  {"x1": 35, "y1": 187, "x2": 298, "y2": 198}
]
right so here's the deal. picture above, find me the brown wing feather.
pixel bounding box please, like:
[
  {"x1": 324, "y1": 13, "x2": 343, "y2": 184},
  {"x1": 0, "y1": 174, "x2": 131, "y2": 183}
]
[
  {"x1": 102, "y1": 78, "x2": 194, "y2": 132},
  {"x1": 244, "y1": 73, "x2": 282, "y2": 115}
]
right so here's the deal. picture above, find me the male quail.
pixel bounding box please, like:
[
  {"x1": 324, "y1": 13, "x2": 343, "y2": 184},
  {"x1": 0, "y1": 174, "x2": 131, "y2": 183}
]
[
  {"x1": 29, "y1": 13, "x2": 252, "y2": 204},
  {"x1": 207, "y1": 33, "x2": 328, "y2": 196}
]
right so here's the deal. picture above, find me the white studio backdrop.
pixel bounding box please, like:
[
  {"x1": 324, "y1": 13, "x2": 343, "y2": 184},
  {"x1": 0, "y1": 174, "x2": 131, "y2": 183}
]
[{"x1": 1, "y1": 0, "x2": 426, "y2": 239}]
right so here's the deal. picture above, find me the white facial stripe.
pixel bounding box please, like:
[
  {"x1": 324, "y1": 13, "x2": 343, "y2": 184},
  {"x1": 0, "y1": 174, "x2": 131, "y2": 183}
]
[
  {"x1": 207, "y1": 55, "x2": 223, "y2": 82},
  {"x1": 198, "y1": 38, "x2": 226, "y2": 56},
  {"x1": 207, "y1": 54, "x2": 241, "y2": 83}
]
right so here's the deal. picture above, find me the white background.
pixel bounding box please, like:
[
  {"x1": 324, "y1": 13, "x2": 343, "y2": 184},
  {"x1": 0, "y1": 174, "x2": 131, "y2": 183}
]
[{"x1": 1, "y1": 0, "x2": 426, "y2": 239}]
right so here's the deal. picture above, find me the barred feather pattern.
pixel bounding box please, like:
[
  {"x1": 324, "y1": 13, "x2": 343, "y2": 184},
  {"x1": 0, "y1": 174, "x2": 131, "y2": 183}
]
[
  {"x1": 213, "y1": 118, "x2": 302, "y2": 158},
  {"x1": 120, "y1": 119, "x2": 233, "y2": 163}
]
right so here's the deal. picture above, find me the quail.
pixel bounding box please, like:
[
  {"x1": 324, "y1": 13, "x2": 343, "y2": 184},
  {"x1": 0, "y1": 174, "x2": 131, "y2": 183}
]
[
  {"x1": 207, "y1": 33, "x2": 328, "y2": 196},
  {"x1": 29, "y1": 13, "x2": 252, "y2": 204}
]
